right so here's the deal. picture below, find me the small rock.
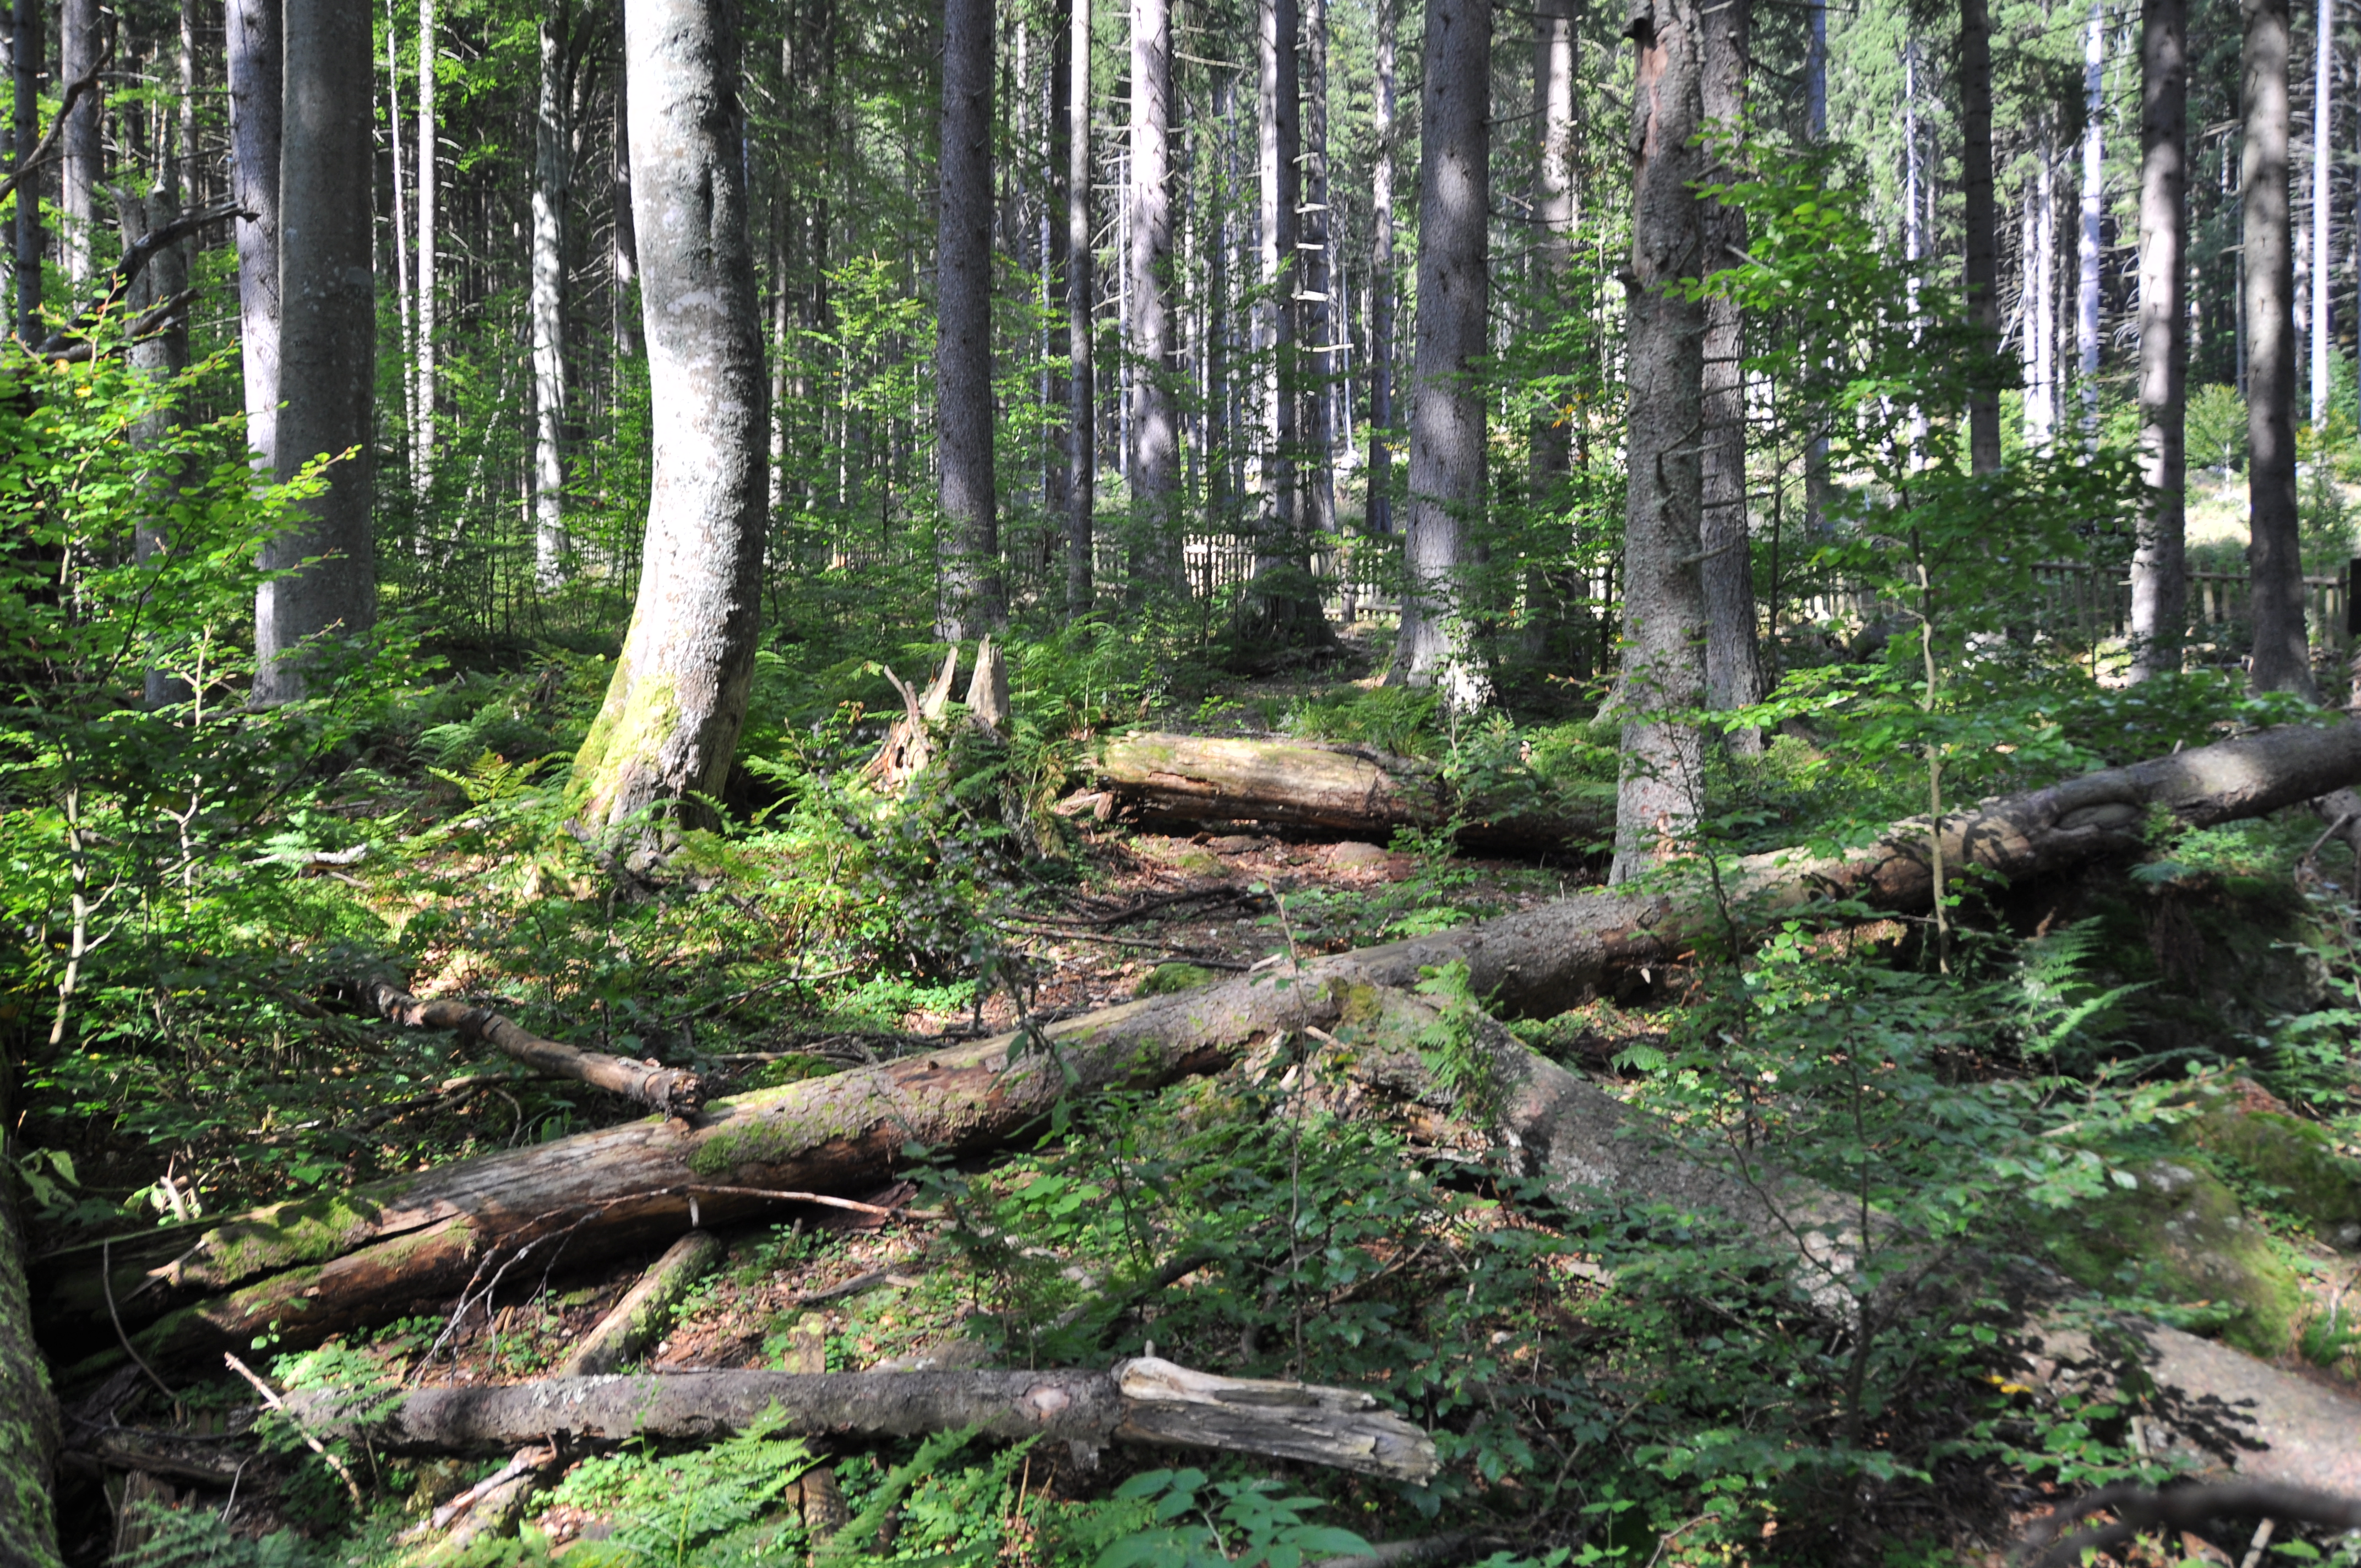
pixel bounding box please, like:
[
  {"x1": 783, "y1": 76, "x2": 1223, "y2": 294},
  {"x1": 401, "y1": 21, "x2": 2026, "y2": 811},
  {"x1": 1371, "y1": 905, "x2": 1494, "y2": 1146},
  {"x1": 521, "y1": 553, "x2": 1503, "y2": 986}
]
[{"x1": 1328, "y1": 841, "x2": 1392, "y2": 869}]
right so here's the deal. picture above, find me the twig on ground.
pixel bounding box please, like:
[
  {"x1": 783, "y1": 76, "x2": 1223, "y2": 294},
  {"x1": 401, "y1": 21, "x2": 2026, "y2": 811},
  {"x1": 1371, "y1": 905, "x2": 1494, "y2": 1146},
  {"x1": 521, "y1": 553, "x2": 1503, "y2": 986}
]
[
  {"x1": 222, "y1": 1353, "x2": 365, "y2": 1511},
  {"x1": 1002, "y1": 924, "x2": 1253, "y2": 970}
]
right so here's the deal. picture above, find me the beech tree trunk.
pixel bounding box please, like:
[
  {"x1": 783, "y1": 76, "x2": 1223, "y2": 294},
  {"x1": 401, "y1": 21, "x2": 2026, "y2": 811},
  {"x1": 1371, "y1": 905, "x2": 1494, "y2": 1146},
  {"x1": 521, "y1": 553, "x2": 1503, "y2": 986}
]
[
  {"x1": 52, "y1": 722, "x2": 2361, "y2": 1373},
  {"x1": 2245, "y1": 0, "x2": 2316, "y2": 698},
  {"x1": 227, "y1": 0, "x2": 279, "y2": 475},
  {"x1": 571, "y1": 0, "x2": 769, "y2": 828},
  {"x1": 1129, "y1": 0, "x2": 1178, "y2": 584},
  {"x1": 935, "y1": 0, "x2": 1002, "y2": 640},
  {"x1": 2132, "y1": 0, "x2": 2189, "y2": 680},
  {"x1": 285, "y1": 1359, "x2": 1437, "y2": 1480},
  {"x1": 532, "y1": 0, "x2": 572, "y2": 592},
  {"x1": 1394, "y1": 0, "x2": 1489, "y2": 706},
  {"x1": 1698, "y1": 0, "x2": 1759, "y2": 738},
  {"x1": 60, "y1": 0, "x2": 98, "y2": 285},
  {"x1": 1366, "y1": 0, "x2": 1397, "y2": 538},
  {"x1": 1960, "y1": 0, "x2": 2001, "y2": 475},
  {"x1": 255, "y1": 0, "x2": 378, "y2": 706},
  {"x1": 1613, "y1": 0, "x2": 1710, "y2": 883},
  {"x1": 1067, "y1": 0, "x2": 1095, "y2": 618}
]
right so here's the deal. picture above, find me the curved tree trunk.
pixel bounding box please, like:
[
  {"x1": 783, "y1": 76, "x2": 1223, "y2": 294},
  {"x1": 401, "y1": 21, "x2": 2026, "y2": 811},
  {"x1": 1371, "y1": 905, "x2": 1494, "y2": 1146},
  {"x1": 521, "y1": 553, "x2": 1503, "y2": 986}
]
[
  {"x1": 256, "y1": 0, "x2": 378, "y2": 706},
  {"x1": 1394, "y1": 0, "x2": 1490, "y2": 706},
  {"x1": 1698, "y1": 0, "x2": 1760, "y2": 740},
  {"x1": 935, "y1": 0, "x2": 1001, "y2": 641},
  {"x1": 572, "y1": 0, "x2": 769, "y2": 826},
  {"x1": 1129, "y1": 0, "x2": 1178, "y2": 587},
  {"x1": 228, "y1": 0, "x2": 280, "y2": 477},
  {"x1": 1613, "y1": 0, "x2": 1709, "y2": 882},
  {"x1": 2131, "y1": 0, "x2": 2189, "y2": 680},
  {"x1": 2244, "y1": 0, "x2": 2315, "y2": 698}
]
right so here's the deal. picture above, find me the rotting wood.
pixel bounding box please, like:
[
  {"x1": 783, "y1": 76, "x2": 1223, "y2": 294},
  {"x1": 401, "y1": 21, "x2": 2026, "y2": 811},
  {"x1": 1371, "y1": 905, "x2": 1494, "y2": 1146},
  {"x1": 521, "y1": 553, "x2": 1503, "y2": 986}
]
[
  {"x1": 553, "y1": 1231, "x2": 720, "y2": 1378},
  {"x1": 41, "y1": 725, "x2": 2361, "y2": 1371},
  {"x1": 1088, "y1": 731, "x2": 1604, "y2": 851},
  {"x1": 280, "y1": 1357, "x2": 1437, "y2": 1482},
  {"x1": 361, "y1": 976, "x2": 706, "y2": 1117}
]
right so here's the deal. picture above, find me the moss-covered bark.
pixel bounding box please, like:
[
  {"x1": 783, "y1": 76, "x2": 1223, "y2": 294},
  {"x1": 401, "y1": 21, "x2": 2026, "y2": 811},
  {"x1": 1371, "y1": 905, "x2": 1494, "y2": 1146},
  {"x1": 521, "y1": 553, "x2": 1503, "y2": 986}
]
[{"x1": 0, "y1": 1133, "x2": 64, "y2": 1566}]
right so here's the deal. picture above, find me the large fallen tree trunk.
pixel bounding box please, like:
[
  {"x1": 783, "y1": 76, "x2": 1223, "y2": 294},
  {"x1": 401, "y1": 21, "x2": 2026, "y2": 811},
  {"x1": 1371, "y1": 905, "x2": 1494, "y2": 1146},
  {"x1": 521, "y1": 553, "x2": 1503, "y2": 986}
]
[
  {"x1": 38, "y1": 723, "x2": 2361, "y2": 1371},
  {"x1": 280, "y1": 1357, "x2": 1437, "y2": 1481},
  {"x1": 1087, "y1": 732, "x2": 1605, "y2": 851}
]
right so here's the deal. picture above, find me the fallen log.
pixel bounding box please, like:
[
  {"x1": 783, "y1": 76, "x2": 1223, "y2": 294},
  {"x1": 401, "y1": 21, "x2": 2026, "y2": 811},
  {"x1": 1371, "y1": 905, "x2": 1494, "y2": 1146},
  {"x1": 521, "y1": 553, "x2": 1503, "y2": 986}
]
[
  {"x1": 280, "y1": 1357, "x2": 1438, "y2": 1482},
  {"x1": 39, "y1": 724, "x2": 2361, "y2": 1368},
  {"x1": 1089, "y1": 732, "x2": 1606, "y2": 851},
  {"x1": 361, "y1": 977, "x2": 706, "y2": 1117},
  {"x1": 553, "y1": 1231, "x2": 720, "y2": 1378}
]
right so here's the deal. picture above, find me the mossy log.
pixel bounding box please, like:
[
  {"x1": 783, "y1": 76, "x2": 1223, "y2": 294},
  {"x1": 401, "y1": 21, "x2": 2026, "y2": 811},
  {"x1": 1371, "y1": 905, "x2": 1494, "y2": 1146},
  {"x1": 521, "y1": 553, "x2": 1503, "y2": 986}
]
[
  {"x1": 281, "y1": 1357, "x2": 1438, "y2": 1481},
  {"x1": 37, "y1": 723, "x2": 2361, "y2": 1375},
  {"x1": 553, "y1": 1230, "x2": 721, "y2": 1377},
  {"x1": 1090, "y1": 731, "x2": 1604, "y2": 850},
  {"x1": 362, "y1": 977, "x2": 707, "y2": 1117}
]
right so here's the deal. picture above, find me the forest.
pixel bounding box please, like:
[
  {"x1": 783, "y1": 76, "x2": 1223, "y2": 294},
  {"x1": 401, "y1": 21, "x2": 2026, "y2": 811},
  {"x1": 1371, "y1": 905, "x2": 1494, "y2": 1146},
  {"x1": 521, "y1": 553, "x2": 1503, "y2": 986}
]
[{"x1": 9, "y1": 0, "x2": 2361, "y2": 1554}]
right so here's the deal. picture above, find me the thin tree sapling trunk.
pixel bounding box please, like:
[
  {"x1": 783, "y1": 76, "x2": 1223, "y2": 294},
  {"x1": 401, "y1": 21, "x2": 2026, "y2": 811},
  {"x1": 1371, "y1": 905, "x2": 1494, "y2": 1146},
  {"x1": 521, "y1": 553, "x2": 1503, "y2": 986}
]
[
  {"x1": 256, "y1": 0, "x2": 378, "y2": 705},
  {"x1": 571, "y1": 0, "x2": 770, "y2": 825},
  {"x1": 2245, "y1": 0, "x2": 2318, "y2": 696},
  {"x1": 935, "y1": 0, "x2": 1002, "y2": 639},
  {"x1": 2132, "y1": 0, "x2": 2190, "y2": 679},
  {"x1": 1613, "y1": 0, "x2": 1710, "y2": 882}
]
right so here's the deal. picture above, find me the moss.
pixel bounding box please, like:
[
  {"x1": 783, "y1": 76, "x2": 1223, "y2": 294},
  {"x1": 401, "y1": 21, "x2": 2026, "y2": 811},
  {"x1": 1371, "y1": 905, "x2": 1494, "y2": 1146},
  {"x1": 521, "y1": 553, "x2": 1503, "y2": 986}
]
[
  {"x1": 569, "y1": 666, "x2": 681, "y2": 813},
  {"x1": 2032, "y1": 1156, "x2": 2309, "y2": 1359},
  {"x1": 2175, "y1": 1096, "x2": 2361, "y2": 1248},
  {"x1": 1135, "y1": 963, "x2": 1219, "y2": 998},
  {"x1": 198, "y1": 1180, "x2": 414, "y2": 1285},
  {"x1": 683, "y1": 1080, "x2": 889, "y2": 1182}
]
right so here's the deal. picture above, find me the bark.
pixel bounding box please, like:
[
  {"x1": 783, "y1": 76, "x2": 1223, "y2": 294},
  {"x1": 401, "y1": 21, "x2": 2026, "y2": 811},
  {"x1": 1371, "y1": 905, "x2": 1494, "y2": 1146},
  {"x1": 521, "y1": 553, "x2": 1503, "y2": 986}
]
[
  {"x1": 1067, "y1": 0, "x2": 1094, "y2": 619},
  {"x1": 46, "y1": 722, "x2": 2361, "y2": 1370},
  {"x1": 1394, "y1": 0, "x2": 1490, "y2": 706},
  {"x1": 117, "y1": 186, "x2": 196, "y2": 710},
  {"x1": 1698, "y1": 0, "x2": 1759, "y2": 737},
  {"x1": 2077, "y1": 1, "x2": 2104, "y2": 433},
  {"x1": 0, "y1": 1062, "x2": 63, "y2": 1566},
  {"x1": 1613, "y1": 0, "x2": 1710, "y2": 884},
  {"x1": 1960, "y1": 0, "x2": 2000, "y2": 475},
  {"x1": 225, "y1": 0, "x2": 278, "y2": 477},
  {"x1": 255, "y1": 0, "x2": 378, "y2": 706},
  {"x1": 360, "y1": 977, "x2": 709, "y2": 1115},
  {"x1": 416, "y1": 0, "x2": 438, "y2": 494},
  {"x1": 1089, "y1": 731, "x2": 1603, "y2": 847},
  {"x1": 1253, "y1": 0, "x2": 1301, "y2": 571},
  {"x1": 283, "y1": 1358, "x2": 1438, "y2": 1480},
  {"x1": 2027, "y1": 147, "x2": 2059, "y2": 449},
  {"x1": 60, "y1": 0, "x2": 99, "y2": 286},
  {"x1": 2132, "y1": 0, "x2": 2189, "y2": 680},
  {"x1": 1527, "y1": 0, "x2": 1575, "y2": 501},
  {"x1": 10, "y1": 0, "x2": 39, "y2": 342},
  {"x1": 609, "y1": 0, "x2": 640, "y2": 364},
  {"x1": 2313, "y1": 0, "x2": 2334, "y2": 431},
  {"x1": 1301, "y1": 0, "x2": 1337, "y2": 568},
  {"x1": 554, "y1": 1231, "x2": 721, "y2": 1376},
  {"x1": 532, "y1": 0, "x2": 572, "y2": 592},
  {"x1": 571, "y1": 0, "x2": 769, "y2": 828},
  {"x1": 1129, "y1": 0, "x2": 1178, "y2": 584},
  {"x1": 2245, "y1": 0, "x2": 2316, "y2": 698},
  {"x1": 1366, "y1": 0, "x2": 1397, "y2": 538},
  {"x1": 936, "y1": 0, "x2": 1002, "y2": 641}
]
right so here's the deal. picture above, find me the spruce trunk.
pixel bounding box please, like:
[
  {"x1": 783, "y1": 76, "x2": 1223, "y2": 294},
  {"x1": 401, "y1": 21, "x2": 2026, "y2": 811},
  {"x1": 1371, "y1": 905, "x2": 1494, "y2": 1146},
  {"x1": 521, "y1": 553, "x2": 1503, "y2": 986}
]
[
  {"x1": 2244, "y1": 0, "x2": 2315, "y2": 698},
  {"x1": 2132, "y1": 0, "x2": 2189, "y2": 679},
  {"x1": 935, "y1": 0, "x2": 1002, "y2": 640}
]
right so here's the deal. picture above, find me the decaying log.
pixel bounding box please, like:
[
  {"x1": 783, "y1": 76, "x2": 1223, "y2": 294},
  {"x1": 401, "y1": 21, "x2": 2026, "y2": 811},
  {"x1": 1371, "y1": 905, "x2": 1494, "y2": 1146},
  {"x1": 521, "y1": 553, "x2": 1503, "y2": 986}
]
[
  {"x1": 554, "y1": 1231, "x2": 721, "y2": 1378},
  {"x1": 281, "y1": 1357, "x2": 1437, "y2": 1481},
  {"x1": 2018, "y1": 1481, "x2": 2361, "y2": 1568},
  {"x1": 362, "y1": 977, "x2": 706, "y2": 1117},
  {"x1": 405, "y1": 1446, "x2": 558, "y2": 1563},
  {"x1": 1323, "y1": 986, "x2": 2361, "y2": 1494},
  {"x1": 40, "y1": 725, "x2": 2361, "y2": 1373},
  {"x1": 1089, "y1": 732, "x2": 1604, "y2": 851}
]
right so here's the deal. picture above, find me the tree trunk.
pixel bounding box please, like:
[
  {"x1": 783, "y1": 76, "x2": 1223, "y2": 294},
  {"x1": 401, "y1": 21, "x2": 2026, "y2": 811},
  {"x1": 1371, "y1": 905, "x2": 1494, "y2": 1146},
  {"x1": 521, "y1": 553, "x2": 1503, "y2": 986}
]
[
  {"x1": 936, "y1": 0, "x2": 1001, "y2": 641},
  {"x1": 2078, "y1": 0, "x2": 2104, "y2": 433},
  {"x1": 570, "y1": 0, "x2": 769, "y2": 826},
  {"x1": 256, "y1": 0, "x2": 378, "y2": 706},
  {"x1": 2132, "y1": 0, "x2": 2189, "y2": 680},
  {"x1": 1393, "y1": 0, "x2": 1489, "y2": 706},
  {"x1": 1960, "y1": 0, "x2": 2001, "y2": 474},
  {"x1": 60, "y1": 0, "x2": 99, "y2": 285},
  {"x1": 610, "y1": 0, "x2": 640, "y2": 363},
  {"x1": 9, "y1": 0, "x2": 39, "y2": 344},
  {"x1": 284, "y1": 1359, "x2": 1437, "y2": 1480},
  {"x1": 0, "y1": 1036, "x2": 63, "y2": 1566},
  {"x1": 2246, "y1": 0, "x2": 2317, "y2": 697},
  {"x1": 1699, "y1": 0, "x2": 1760, "y2": 740},
  {"x1": 1067, "y1": 0, "x2": 1095, "y2": 619},
  {"x1": 1129, "y1": 0, "x2": 1178, "y2": 585},
  {"x1": 1301, "y1": 0, "x2": 1337, "y2": 567},
  {"x1": 56, "y1": 721, "x2": 2361, "y2": 1370},
  {"x1": 120, "y1": 186, "x2": 196, "y2": 709},
  {"x1": 1366, "y1": 0, "x2": 1397, "y2": 538},
  {"x1": 416, "y1": 0, "x2": 438, "y2": 496},
  {"x1": 227, "y1": 0, "x2": 279, "y2": 476},
  {"x1": 532, "y1": 1, "x2": 572, "y2": 592},
  {"x1": 360, "y1": 977, "x2": 709, "y2": 1115},
  {"x1": 1800, "y1": 0, "x2": 1829, "y2": 532},
  {"x1": 2026, "y1": 146, "x2": 2059, "y2": 449},
  {"x1": 1527, "y1": 0, "x2": 1575, "y2": 502},
  {"x1": 387, "y1": 0, "x2": 415, "y2": 488},
  {"x1": 1613, "y1": 0, "x2": 1710, "y2": 883},
  {"x1": 553, "y1": 1231, "x2": 721, "y2": 1377},
  {"x1": 2314, "y1": 0, "x2": 2335, "y2": 431},
  {"x1": 1086, "y1": 731, "x2": 1602, "y2": 846}
]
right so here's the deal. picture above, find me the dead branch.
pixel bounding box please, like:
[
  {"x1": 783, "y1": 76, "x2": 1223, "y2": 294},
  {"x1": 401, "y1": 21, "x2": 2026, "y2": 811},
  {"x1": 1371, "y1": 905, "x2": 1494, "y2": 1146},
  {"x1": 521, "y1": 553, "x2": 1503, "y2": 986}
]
[
  {"x1": 2015, "y1": 1481, "x2": 2361, "y2": 1568},
  {"x1": 360, "y1": 974, "x2": 706, "y2": 1116}
]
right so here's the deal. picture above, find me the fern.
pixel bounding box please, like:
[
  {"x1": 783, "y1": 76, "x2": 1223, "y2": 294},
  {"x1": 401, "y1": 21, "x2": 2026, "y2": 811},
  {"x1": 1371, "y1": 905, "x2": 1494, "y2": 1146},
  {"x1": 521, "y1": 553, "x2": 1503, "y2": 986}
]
[
  {"x1": 552, "y1": 1405, "x2": 817, "y2": 1568},
  {"x1": 117, "y1": 1502, "x2": 315, "y2": 1568}
]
